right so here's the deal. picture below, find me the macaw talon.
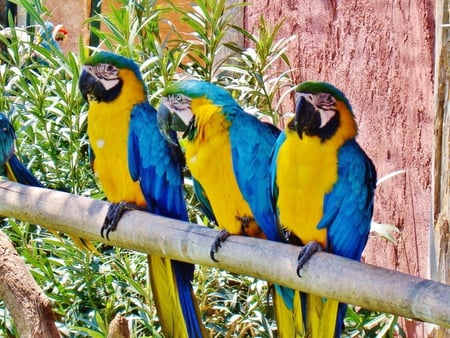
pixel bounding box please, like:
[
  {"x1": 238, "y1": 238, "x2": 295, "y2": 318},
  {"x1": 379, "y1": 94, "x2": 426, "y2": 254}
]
[
  {"x1": 296, "y1": 241, "x2": 323, "y2": 277},
  {"x1": 210, "y1": 229, "x2": 231, "y2": 262},
  {"x1": 101, "y1": 201, "x2": 142, "y2": 240}
]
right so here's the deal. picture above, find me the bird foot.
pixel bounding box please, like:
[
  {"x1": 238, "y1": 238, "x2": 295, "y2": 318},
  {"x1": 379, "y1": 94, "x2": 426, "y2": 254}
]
[
  {"x1": 210, "y1": 229, "x2": 231, "y2": 262},
  {"x1": 296, "y1": 241, "x2": 323, "y2": 277},
  {"x1": 101, "y1": 202, "x2": 144, "y2": 240}
]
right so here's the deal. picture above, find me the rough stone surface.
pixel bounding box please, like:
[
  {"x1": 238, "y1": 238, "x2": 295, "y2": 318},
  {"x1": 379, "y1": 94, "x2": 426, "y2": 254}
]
[{"x1": 245, "y1": 1, "x2": 435, "y2": 336}]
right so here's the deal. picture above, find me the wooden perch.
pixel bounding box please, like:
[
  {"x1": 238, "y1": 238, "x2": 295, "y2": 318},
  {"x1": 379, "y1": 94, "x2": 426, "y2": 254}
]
[
  {"x1": 0, "y1": 230, "x2": 60, "y2": 338},
  {"x1": 0, "y1": 180, "x2": 449, "y2": 328}
]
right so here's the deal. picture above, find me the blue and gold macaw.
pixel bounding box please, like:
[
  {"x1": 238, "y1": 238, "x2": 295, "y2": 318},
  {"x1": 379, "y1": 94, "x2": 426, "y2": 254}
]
[
  {"x1": 0, "y1": 113, "x2": 42, "y2": 186},
  {"x1": 271, "y1": 81, "x2": 377, "y2": 337},
  {"x1": 157, "y1": 80, "x2": 305, "y2": 337},
  {"x1": 157, "y1": 80, "x2": 281, "y2": 251},
  {"x1": 79, "y1": 52, "x2": 205, "y2": 338}
]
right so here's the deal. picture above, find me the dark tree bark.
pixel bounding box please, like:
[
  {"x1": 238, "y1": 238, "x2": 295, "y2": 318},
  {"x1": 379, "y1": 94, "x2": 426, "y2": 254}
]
[{"x1": 0, "y1": 230, "x2": 60, "y2": 338}]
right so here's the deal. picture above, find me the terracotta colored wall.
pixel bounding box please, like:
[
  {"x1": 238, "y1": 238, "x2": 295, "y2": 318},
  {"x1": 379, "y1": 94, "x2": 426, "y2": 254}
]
[
  {"x1": 245, "y1": 1, "x2": 435, "y2": 336},
  {"x1": 44, "y1": 0, "x2": 90, "y2": 52},
  {"x1": 43, "y1": 0, "x2": 193, "y2": 53}
]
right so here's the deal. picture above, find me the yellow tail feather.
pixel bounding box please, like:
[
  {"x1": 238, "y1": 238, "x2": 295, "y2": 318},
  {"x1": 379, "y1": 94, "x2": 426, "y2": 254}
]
[
  {"x1": 148, "y1": 255, "x2": 189, "y2": 338},
  {"x1": 48, "y1": 229, "x2": 99, "y2": 254},
  {"x1": 307, "y1": 294, "x2": 339, "y2": 338},
  {"x1": 273, "y1": 288, "x2": 306, "y2": 338}
]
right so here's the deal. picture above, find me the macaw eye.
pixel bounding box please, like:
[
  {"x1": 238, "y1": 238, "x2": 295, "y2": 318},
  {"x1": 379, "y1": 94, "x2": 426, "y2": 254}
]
[
  {"x1": 106, "y1": 64, "x2": 116, "y2": 72},
  {"x1": 175, "y1": 94, "x2": 184, "y2": 102},
  {"x1": 318, "y1": 93, "x2": 334, "y2": 104},
  {"x1": 94, "y1": 63, "x2": 119, "y2": 80}
]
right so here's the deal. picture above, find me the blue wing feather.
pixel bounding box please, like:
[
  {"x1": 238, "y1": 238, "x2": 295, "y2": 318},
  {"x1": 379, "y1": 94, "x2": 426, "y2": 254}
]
[
  {"x1": 129, "y1": 102, "x2": 206, "y2": 337},
  {"x1": 230, "y1": 114, "x2": 281, "y2": 242},
  {"x1": 270, "y1": 131, "x2": 286, "y2": 224},
  {"x1": 128, "y1": 102, "x2": 188, "y2": 221},
  {"x1": 6, "y1": 155, "x2": 43, "y2": 187},
  {"x1": 192, "y1": 177, "x2": 217, "y2": 223},
  {"x1": 317, "y1": 139, "x2": 377, "y2": 260},
  {"x1": 0, "y1": 113, "x2": 43, "y2": 187}
]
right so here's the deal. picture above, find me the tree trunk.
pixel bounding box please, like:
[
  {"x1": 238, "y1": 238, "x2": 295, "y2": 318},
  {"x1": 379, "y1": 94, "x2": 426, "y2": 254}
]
[
  {"x1": 0, "y1": 230, "x2": 60, "y2": 338},
  {"x1": 431, "y1": 1, "x2": 450, "y2": 336}
]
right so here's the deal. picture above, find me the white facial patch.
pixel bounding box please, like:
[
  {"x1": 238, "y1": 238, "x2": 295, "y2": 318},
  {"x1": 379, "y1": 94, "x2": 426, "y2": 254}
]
[
  {"x1": 162, "y1": 95, "x2": 193, "y2": 126},
  {"x1": 100, "y1": 78, "x2": 120, "y2": 91},
  {"x1": 177, "y1": 109, "x2": 194, "y2": 126},
  {"x1": 297, "y1": 92, "x2": 337, "y2": 128},
  {"x1": 318, "y1": 108, "x2": 336, "y2": 128}
]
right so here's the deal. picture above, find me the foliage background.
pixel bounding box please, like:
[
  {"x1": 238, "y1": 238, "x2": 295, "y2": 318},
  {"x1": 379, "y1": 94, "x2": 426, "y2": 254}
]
[{"x1": 0, "y1": 0, "x2": 404, "y2": 336}]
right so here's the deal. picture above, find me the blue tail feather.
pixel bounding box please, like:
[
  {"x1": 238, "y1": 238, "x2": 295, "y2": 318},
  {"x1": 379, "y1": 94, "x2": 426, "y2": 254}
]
[
  {"x1": 7, "y1": 155, "x2": 43, "y2": 187},
  {"x1": 172, "y1": 260, "x2": 204, "y2": 338}
]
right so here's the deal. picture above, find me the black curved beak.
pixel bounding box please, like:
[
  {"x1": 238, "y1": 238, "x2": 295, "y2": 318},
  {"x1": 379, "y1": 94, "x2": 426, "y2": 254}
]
[
  {"x1": 157, "y1": 103, "x2": 181, "y2": 146},
  {"x1": 288, "y1": 95, "x2": 320, "y2": 139},
  {"x1": 79, "y1": 66, "x2": 104, "y2": 102}
]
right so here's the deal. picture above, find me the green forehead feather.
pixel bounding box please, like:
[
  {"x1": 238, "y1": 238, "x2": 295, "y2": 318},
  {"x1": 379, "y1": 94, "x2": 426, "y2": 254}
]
[
  {"x1": 296, "y1": 81, "x2": 352, "y2": 113},
  {"x1": 85, "y1": 51, "x2": 142, "y2": 79},
  {"x1": 163, "y1": 80, "x2": 231, "y2": 102}
]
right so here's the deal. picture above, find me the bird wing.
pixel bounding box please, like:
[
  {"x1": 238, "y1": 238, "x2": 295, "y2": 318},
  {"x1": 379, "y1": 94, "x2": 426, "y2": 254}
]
[
  {"x1": 128, "y1": 102, "x2": 188, "y2": 221},
  {"x1": 317, "y1": 139, "x2": 377, "y2": 260},
  {"x1": 230, "y1": 112, "x2": 281, "y2": 241}
]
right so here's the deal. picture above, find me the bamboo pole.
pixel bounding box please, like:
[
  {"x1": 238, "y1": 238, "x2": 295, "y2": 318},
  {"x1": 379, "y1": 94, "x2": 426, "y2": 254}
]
[{"x1": 0, "y1": 180, "x2": 449, "y2": 328}]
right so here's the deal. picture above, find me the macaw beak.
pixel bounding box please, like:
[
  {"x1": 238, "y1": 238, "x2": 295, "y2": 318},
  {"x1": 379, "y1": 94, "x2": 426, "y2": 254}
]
[
  {"x1": 79, "y1": 66, "x2": 104, "y2": 102},
  {"x1": 289, "y1": 95, "x2": 321, "y2": 139},
  {"x1": 157, "y1": 103, "x2": 183, "y2": 146}
]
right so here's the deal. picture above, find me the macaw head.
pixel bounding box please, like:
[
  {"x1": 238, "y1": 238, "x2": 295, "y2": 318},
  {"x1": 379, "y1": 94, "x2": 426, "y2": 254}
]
[
  {"x1": 37, "y1": 22, "x2": 68, "y2": 50},
  {"x1": 157, "y1": 80, "x2": 239, "y2": 143},
  {"x1": 79, "y1": 51, "x2": 146, "y2": 104},
  {"x1": 0, "y1": 113, "x2": 16, "y2": 166},
  {"x1": 289, "y1": 81, "x2": 357, "y2": 142},
  {"x1": 52, "y1": 24, "x2": 68, "y2": 42}
]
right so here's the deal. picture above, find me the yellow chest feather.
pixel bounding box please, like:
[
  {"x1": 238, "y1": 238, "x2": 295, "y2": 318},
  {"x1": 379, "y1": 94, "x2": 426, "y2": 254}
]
[
  {"x1": 87, "y1": 69, "x2": 146, "y2": 205},
  {"x1": 185, "y1": 99, "x2": 262, "y2": 237},
  {"x1": 275, "y1": 131, "x2": 340, "y2": 246}
]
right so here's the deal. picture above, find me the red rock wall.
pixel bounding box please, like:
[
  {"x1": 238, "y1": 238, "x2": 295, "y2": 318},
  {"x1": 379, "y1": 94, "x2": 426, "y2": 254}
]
[{"x1": 245, "y1": 1, "x2": 435, "y2": 336}]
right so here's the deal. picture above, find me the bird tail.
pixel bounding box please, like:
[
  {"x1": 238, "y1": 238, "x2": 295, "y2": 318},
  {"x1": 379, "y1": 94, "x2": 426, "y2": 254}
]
[
  {"x1": 272, "y1": 285, "x2": 306, "y2": 338},
  {"x1": 6, "y1": 154, "x2": 42, "y2": 187},
  {"x1": 148, "y1": 255, "x2": 206, "y2": 338},
  {"x1": 6, "y1": 155, "x2": 98, "y2": 253},
  {"x1": 306, "y1": 294, "x2": 340, "y2": 338}
]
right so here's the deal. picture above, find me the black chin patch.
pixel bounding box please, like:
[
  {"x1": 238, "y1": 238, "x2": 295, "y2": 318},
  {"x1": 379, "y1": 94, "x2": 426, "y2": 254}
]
[
  {"x1": 292, "y1": 96, "x2": 340, "y2": 142},
  {"x1": 99, "y1": 79, "x2": 123, "y2": 103},
  {"x1": 316, "y1": 112, "x2": 339, "y2": 142}
]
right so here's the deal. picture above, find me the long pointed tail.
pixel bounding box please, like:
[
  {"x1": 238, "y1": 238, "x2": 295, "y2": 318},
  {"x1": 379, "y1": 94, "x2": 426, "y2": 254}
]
[
  {"x1": 273, "y1": 285, "x2": 306, "y2": 338},
  {"x1": 306, "y1": 294, "x2": 340, "y2": 338},
  {"x1": 148, "y1": 255, "x2": 206, "y2": 338}
]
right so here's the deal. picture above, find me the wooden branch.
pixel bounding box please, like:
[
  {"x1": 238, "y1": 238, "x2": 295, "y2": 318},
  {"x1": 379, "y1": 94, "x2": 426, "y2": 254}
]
[
  {"x1": 432, "y1": 0, "x2": 450, "y2": 335},
  {"x1": 0, "y1": 181, "x2": 449, "y2": 328},
  {"x1": 0, "y1": 230, "x2": 60, "y2": 338},
  {"x1": 107, "y1": 313, "x2": 130, "y2": 338}
]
